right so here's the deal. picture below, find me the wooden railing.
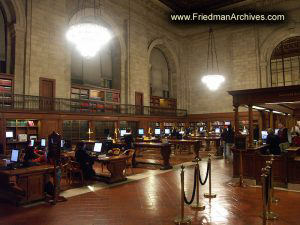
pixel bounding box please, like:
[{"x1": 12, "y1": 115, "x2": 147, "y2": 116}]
[{"x1": 0, "y1": 93, "x2": 187, "y2": 117}]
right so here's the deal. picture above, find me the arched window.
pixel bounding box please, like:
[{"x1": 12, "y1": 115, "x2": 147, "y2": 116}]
[
  {"x1": 0, "y1": 6, "x2": 6, "y2": 73},
  {"x1": 270, "y1": 36, "x2": 300, "y2": 87},
  {"x1": 71, "y1": 37, "x2": 121, "y2": 90},
  {"x1": 150, "y1": 48, "x2": 170, "y2": 98}
]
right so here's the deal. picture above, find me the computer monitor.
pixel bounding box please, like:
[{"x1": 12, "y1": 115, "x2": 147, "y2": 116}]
[
  {"x1": 61, "y1": 140, "x2": 65, "y2": 148},
  {"x1": 120, "y1": 129, "x2": 127, "y2": 137},
  {"x1": 165, "y1": 128, "x2": 170, "y2": 135},
  {"x1": 6, "y1": 131, "x2": 13, "y2": 138},
  {"x1": 29, "y1": 140, "x2": 34, "y2": 147},
  {"x1": 215, "y1": 128, "x2": 220, "y2": 133},
  {"x1": 138, "y1": 129, "x2": 144, "y2": 135},
  {"x1": 179, "y1": 131, "x2": 184, "y2": 134},
  {"x1": 275, "y1": 129, "x2": 279, "y2": 135},
  {"x1": 261, "y1": 131, "x2": 268, "y2": 142},
  {"x1": 93, "y1": 143, "x2": 102, "y2": 153},
  {"x1": 41, "y1": 138, "x2": 46, "y2": 147},
  {"x1": 225, "y1": 121, "x2": 231, "y2": 125},
  {"x1": 199, "y1": 127, "x2": 203, "y2": 132},
  {"x1": 154, "y1": 128, "x2": 161, "y2": 135},
  {"x1": 10, "y1": 149, "x2": 19, "y2": 162}
]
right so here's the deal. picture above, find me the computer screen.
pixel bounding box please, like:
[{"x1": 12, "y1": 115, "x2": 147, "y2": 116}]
[
  {"x1": 120, "y1": 129, "x2": 127, "y2": 137},
  {"x1": 261, "y1": 131, "x2": 268, "y2": 140},
  {"x1": 6, "y1": 131, "x2": 13, "y2": 138},
  {"x1": 138, "y1": 129, "x2": 144, "y2": 135},
  {"x1": 93, "y1": 143, "x2": 102, "y2": 153},
  {"x1": 30, "y1": 140, "x2": 35, "y2": 147},
  {"x1": 154, "y1": 128, "x2": 161, "y2": 135},
  {"x1": 179, "y1": 131, "x2": 184, "y2": 134},
  {"x1": 41, "y1": 139, "x2": 46, "y2": 147},
  {"x1": 199, "y1": 127, "x2": 203, "y2": 132},
  {"x1": 165, "y1": 128, "x2": 170, "y2": 135},
  {"x1": 215, "y1": 128, "x2": 220, "y2": 133},
  {"x1": 61, "y1": 140, "x2": 65, "y2": 148},
  {"x1": 11, "y1": 149, "x2": 19, "y2": 162},
  {"x1": 225, "y1": 121, "x2": 231, "y2": 125},
  {"x1": 275, "y1": 129, "x2": 279, "y2": 135}
]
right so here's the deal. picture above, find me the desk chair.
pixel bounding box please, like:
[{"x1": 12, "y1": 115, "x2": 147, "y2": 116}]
[
  {"x1": 68, "y1": 160, "x2": 84, "y2": 185},
  {"x1": 122, "y1": 149, "x2": 135, "y2": 175}
]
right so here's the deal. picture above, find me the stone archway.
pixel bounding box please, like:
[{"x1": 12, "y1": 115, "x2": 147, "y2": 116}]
[
  {"x1": 147, "y1": 38, "x2": 182, "y2": 107},
  {"x1": 68, "y1": 8, "x2": 127, "y2": 103}
]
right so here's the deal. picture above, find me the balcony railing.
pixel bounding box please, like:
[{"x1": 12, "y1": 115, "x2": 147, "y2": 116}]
[{"x1": 0, "y1": 93, "x2": 187, "y2": 117}]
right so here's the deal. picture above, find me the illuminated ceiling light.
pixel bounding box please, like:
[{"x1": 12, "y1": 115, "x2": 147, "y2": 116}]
[
  {"x1": 252, "y1": 106, "x2": 266, "y2": 110},
  {"x1": 202, "y1": 28, "x2": 225, "y2": 91},
  {"x1": 66, "y1": 0, "x2": 112, "y2": 58}
]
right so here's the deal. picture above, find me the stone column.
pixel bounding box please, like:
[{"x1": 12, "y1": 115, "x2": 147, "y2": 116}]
[{"x1": 234, "y1": 105, "x2": 239, "y2": 135}]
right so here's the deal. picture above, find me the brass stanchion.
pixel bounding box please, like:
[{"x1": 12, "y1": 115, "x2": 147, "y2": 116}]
[
  {"x1": 261, "y1": 168, "x2": 268, "y2": 225},
  {"x1": 191, "y1": 159, "x2": 205, "y2": 210},
  {"x1": 204, "y1": 154, "x2": 217, "y2": 198},
  {"x1": 269, "y1": 155, "x2": 279, "y2": 203},
  {"x1": 265, "y1": 162, "x2": 279, "y2": 220},
  {"x1": 174, "y1": 165, "x2": 192, "y2": 225}
]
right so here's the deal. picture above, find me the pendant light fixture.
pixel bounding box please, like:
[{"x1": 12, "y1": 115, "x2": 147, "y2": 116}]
[
  {"x1": 202, "y1": 28, "x2": 225, "y2": 91},
  {"x1": 66, "y1": 0, "x2": 112, "y2": 58}
]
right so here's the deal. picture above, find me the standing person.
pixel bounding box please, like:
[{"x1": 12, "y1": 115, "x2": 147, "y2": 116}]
[
  {"x1": 253, "y1": 125, "x2": 260, "y2": 141},
  {"x1": 277, "y1": 123, "x2": 289, "y2": 151},
  {"x1": 75, "y1": 142, "x2": 95, "y2": 179},
  {"x1": 225, "y1": 125, "x2": 234, "y2": 161},
  {"x1": 124, "y1": 128, "x2": 134, "y2": 150},
  {"x1": 266, "y1": 128, "x2": 281, "y2": 155},
  {"x1": 220, "y1": 127, "x2": 227, "y2": 158}
]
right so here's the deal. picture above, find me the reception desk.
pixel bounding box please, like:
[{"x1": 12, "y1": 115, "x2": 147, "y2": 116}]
[{"x1": 232, "y1": 145, "x2": 300, "y2": 187}]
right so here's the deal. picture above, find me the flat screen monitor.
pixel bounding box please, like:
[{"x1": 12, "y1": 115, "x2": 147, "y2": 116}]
[
  {"x1": 179, "y1": 131, "x2": 184, "y2": 134},
  {"x1": 261, "y1": 131, "x2": 268, "y2": 140},
  {"x1": 120, "y1": 129, "x2": 127, "y2": 137},
  {"x1": 10, "y1": 149, "x2": 19, "y2": 162},
  {"x1": 154, "y1": 128, "x2": 161, "y2": 135},
  {"x1": 225, "y1": 121, "x2": 231, "y2": 125},
  {"x1": 29, "y1": 140, "x2": 34, "y2": 147},
  {"x1": 93, "y1": 143, "x2": 102, "y2": 153},
  {"x1": 138, "y1": 129, "x2": 144, "y2": 135},
  {"x1": 61, "y1": 140, "x2": 65, "y2": 148},
  {"x1": 165, "y1": 128, "x2": 170, "y2": 135},
  {"x1": 6, "y1": 131, "x2": 13, "y2": 138},
  {"x1": 215, "y1": 128, "x2": 220, "y2": 133},
  {"x1": 199, "y1": 127, "x2": 203, "y2": 132},
  {"x1": 41, "y1": 139, "x2": 46, "y2": 147},
  {"x1": 275, "y1": 129, "x2": 279, "y2": 135}
]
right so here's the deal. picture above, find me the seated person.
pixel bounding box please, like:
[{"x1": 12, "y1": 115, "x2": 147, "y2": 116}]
[
  {"x1": 266, "y1": 128, "x2": 281, "y2": 155},
  {"x1": 23, "y1": 143, "x2": 46, "y2": 165},
  {"x1": 75, "y1": 142, "x2": 95, "y2": 179},
  {"x1": 124, "y1": 129, "x2": 134, "y2": 150}
]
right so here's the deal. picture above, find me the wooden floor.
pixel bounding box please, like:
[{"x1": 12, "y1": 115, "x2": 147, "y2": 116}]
[{"x1": 1, "y1": 150, "x2": 300, "y2": 225}]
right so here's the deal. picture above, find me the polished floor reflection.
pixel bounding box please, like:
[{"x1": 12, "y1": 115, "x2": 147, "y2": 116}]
[{"x1": 1, "y1": 154, "x2": 300, "y2": 225}]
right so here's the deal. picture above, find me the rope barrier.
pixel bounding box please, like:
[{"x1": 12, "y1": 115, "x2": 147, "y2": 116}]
[
  {"x1": 183, "y1": 166, "x2": 197, "y2": 205},
  {"x1": 199, "y1": 160, "x2": 209, "y2": 185}
]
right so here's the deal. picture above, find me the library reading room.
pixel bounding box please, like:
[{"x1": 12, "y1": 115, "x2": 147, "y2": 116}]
[{"x1": 1, "y1": 0, "x2": 300, "y2": 224}]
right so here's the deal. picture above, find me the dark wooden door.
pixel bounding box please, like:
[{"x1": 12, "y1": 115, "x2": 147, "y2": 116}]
[
  {"x1": 39, "y1": 78, "x2": 55, "y2": 111},
  {"x1": 135, "y1": 92, "x2": 143, "y2": 115}
]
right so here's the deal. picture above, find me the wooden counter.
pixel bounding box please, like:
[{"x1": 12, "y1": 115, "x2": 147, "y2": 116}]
[
  {"x1": 167, "y1": 139, "x2": 201, "y2": 160},
  {"x1": 232, "y1": 144, "x2": 300, "y2": 187},
  {"x1": 0, "y1": 164, "x2": 54, "y2": 205},
  {"x1": 134, "y1": 142, "x2": 172, "y2": 170}
]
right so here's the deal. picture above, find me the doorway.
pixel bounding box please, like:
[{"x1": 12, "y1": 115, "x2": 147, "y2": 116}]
[
  {"x1": 39, "y1": 78, "x2": 55, "y2": 111},
  {"x1": 135, "y1": 92, "x2": 143, "y2": 115}
]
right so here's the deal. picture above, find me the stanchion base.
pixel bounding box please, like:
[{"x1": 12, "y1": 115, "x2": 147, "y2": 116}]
[
  {"x1": 266, "y1": 211, "x2": 279, "y2": 220},
  {"x1": 192, "y1": 157, "x2": 201, "y2": 162},
  {"x1": 204, "y1": 193, "x2": 217, "y2": 198},
  {"x1": 173, "y1": 216, "x2": 192, "y2": 225},
  {"x1": 272, "y1": 197, "x2": 279, "y2": 203},
  {"x1": 190, "y1": 202, "x2": 205, "y2": 211}
]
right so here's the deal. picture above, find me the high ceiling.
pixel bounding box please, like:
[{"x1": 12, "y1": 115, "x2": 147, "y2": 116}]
[{"x1": 158, "y1": 0, "x2": 246, "y2": 12}]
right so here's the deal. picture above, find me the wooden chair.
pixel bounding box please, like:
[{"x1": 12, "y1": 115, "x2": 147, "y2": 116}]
[
  {"x1": 60, "y1": 157, "x2": 71, "y2": 185},
  {"x1": 68, "y1": 160, "x2": 84, "y2": 185},
  {"x1": 122, "y1": 149, "x2": 135, "y2": 175}
]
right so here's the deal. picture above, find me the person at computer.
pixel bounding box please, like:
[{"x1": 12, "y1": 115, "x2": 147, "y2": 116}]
[
  {"x1": 224, "y1": 125, "x2": 234, "y2": 161},
  {"x1": 75, "y1": 142, "x2": 95, "y2": 179},
  {"x1": 278, "y1": 123, "x2": 289, "y2": 151},
  {"x1": 124, "y1": 129, "x2": 134, "y2": 150},
  {"x1": 23, "y1": 142, "x2": 46, "y2": 165},
  {"x1": 266, "y1": 128, "x2": 281, "y2": 155}
]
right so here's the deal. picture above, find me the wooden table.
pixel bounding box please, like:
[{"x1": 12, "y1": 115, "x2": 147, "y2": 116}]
[
  {"x1": 95, "y1": 155, "x2": 129, "y2": 184},
  {"x1": 167, "y1": 139, "x2": 201, "y2": 160},
  {"x1": 0, "y1": 164, "x2": 54, "y2": 205},
  {"x1": 135, "y1": 138, "x2": 161, "y2": 143},
  {"x1": 198, "y1": 137, "x2": 221, "y2": 151},
  {"x1": 134, "y1": 142, "x2": 172, "y2": 170}
]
